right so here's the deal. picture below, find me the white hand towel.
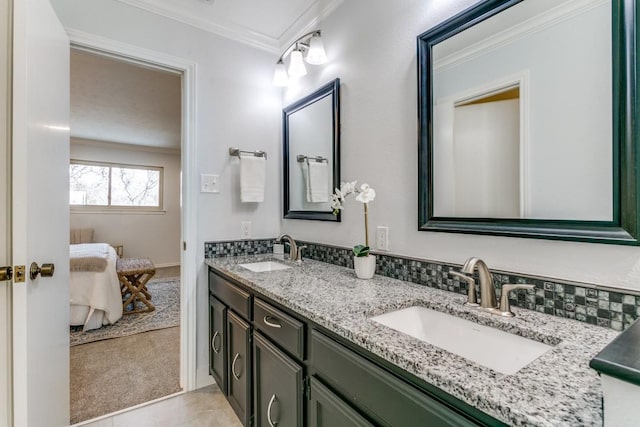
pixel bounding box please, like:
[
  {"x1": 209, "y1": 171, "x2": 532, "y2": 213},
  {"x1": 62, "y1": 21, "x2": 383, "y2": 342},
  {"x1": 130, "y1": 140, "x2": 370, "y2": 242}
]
[
  {"x1": 302, "y1": 162, "x2": 312, "y2": 202},
  {"x1": 240, "y1": 155, "x2": 266, "y2": 202},
  {"x1": 308, "y1": 161, "x2": 329, "y2": 203}
]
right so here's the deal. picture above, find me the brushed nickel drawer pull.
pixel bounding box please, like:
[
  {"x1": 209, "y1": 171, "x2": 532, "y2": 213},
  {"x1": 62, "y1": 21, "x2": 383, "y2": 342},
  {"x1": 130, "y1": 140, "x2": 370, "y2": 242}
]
[
  {"x1": 267, "y1": 394, "x2": 278, "y2": 427},
  {"x1": 231, "y1": 353, "x2": 242, "y2": 380},
  {"x1": 211, "y1": 331, "x2": 221, "y2": 354},
  {"x1": 264, "y1": 315, "x2": 282, "y2": 328}
]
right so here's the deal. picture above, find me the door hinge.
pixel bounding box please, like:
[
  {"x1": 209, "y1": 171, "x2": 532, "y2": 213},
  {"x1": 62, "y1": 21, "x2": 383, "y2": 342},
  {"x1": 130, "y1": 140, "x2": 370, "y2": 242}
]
[
  {"x1": 304, "y1": 376, "x2": 311, "y2": 400},
  {"x1": 183, "y1": 241, "x2": 187, "y2": 250}
]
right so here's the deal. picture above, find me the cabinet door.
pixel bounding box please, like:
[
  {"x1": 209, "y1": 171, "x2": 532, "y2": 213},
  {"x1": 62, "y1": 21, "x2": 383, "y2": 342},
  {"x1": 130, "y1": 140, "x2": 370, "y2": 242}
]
[
  {"x1": 209, "y1": 295, "x2": 227, "y2": 395},
  {"x1": 254, "y1": 332, "x2": 303, "y2": 427},
  {"x1": 228, "y1": 310, "x2": 252, "y2": 426},
  {"x1": 309, "y1": 377, "x2": 373, "y2": 427}
]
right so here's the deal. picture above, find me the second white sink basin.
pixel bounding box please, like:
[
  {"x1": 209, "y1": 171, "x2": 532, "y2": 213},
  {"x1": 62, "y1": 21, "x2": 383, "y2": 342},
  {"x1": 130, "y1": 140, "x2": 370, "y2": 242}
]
[
  {"x1": 239, "y1": 261, "x2": 291, "y2": 273},
  {"x1": 370, "y1": 306, "x2": 553, "y2": 375}
]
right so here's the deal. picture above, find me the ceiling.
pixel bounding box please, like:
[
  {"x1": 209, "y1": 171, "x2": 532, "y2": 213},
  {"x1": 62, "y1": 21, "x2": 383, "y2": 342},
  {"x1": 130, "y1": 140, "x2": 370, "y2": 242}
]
[
  {"x1": 115, "y1": 0, "x2": 344, "y2": 53},
  {"x1": 71, "y1": 1, "x2": 344, "y2": 149},
  {"x1": 70, "y1": 49, "x2": 182, "y2": 150}
]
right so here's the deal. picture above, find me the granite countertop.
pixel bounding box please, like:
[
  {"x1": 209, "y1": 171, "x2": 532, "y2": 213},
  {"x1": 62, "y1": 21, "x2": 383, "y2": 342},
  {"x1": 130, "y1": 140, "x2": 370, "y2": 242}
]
[{"x1": 205, "y1": 254, "x2": 619, "y2": 427}]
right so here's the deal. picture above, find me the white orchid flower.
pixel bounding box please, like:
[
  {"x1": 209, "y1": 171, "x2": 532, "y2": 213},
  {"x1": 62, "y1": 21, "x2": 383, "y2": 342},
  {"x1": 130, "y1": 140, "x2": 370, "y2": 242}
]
[
  {"x1": 340, "y1": 180, "x2": 357, "y2": 197},
  {"x1": 356, "y1": 183, "x2": 376, "y2": 204}
]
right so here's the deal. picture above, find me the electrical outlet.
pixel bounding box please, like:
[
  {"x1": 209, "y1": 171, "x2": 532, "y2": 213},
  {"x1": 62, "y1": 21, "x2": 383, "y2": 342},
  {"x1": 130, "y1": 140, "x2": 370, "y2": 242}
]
[
  {"x1": 241, "y1": 221, "x2": 252, "y2": 239},
  {"x1": 376, "y1": 226, "x2": 389, "y2": 251},
  {"x1": 201, "y1": 174, "x2": 220, "y2": 193}
]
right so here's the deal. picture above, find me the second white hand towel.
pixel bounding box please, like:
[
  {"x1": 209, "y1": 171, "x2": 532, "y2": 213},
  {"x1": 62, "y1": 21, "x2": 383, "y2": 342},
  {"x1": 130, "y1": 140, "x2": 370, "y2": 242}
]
[
  {"x1": 308, "y1": 161, "x2": 329, "y2": 203},
  {"x1": 240, "y1": 154, "x2": 265, "y2": 202}
]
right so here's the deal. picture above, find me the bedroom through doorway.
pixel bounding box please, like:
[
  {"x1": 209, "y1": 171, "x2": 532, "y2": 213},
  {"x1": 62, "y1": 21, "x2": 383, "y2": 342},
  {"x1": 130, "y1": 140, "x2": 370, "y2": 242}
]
[{"x1": 67, "y1": 47, "x2": 184, "y2": 424}]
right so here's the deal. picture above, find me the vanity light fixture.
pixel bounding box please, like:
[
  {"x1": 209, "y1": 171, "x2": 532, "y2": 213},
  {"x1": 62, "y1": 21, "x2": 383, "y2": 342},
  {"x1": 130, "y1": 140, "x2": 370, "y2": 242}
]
[{"x1": 272, "y1": 30, "x2": 327, "y2": 87}]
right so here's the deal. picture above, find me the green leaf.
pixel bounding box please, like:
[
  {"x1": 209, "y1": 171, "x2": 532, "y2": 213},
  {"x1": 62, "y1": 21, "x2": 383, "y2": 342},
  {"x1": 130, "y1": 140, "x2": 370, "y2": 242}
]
[{"x1": 352, "y1": 245, "x2": 370, "y2": 257}]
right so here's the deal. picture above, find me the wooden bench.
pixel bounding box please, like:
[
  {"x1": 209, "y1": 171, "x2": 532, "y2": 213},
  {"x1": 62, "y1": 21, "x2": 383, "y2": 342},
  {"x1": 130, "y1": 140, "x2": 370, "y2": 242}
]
[{"x1": 116, "y1": 258, "x2": 156, "y2": 314}]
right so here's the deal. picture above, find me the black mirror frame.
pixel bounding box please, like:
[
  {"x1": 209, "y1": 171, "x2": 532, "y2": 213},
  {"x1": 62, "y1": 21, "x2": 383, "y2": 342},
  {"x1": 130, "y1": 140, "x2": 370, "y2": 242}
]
[
  {"x1": 417, "y1": 0, "x2": 640, "y2": 245},
  {"x1": 283, "y1": 78, "x2": 341, "y2": 221}
]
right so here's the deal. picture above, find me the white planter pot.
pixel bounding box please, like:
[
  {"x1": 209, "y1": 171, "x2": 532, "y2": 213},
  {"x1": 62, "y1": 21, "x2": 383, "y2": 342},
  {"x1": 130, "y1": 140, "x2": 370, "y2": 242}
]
[{"x1": 353, "y1": 255, "x2": 376, "y2": 279}]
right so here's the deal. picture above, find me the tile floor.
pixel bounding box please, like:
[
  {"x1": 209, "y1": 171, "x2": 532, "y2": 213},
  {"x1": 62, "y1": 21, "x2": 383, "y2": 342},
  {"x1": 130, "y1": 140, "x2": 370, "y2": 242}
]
[{"x1": 79, "y1": 385, "x2": 242, "y2": 427}]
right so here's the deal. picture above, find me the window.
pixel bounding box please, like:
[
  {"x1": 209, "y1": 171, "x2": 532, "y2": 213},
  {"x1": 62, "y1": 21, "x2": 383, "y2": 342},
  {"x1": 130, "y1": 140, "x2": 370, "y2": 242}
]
[{"x1": 70, "y1": 160, "x2": 163, "y2": 210}]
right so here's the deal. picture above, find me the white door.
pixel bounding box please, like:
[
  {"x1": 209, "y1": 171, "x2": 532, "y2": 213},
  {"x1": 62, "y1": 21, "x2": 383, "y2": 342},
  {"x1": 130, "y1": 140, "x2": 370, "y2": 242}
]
[
  {"x1": 12, "y1": 0, "x2": 70, "y2": 425},
  {"x1": 1, "y1": 0, "x2": 12, "y2": 425},
  {"x1": 452, "y1": 99, "x2": 520, "y2": 218}
]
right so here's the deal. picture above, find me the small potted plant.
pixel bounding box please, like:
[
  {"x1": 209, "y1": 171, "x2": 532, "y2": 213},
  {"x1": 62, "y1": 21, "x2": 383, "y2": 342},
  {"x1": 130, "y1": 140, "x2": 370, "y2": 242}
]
[{"x1": 331, "y1": 181, "x2": 377, "y2": 279}]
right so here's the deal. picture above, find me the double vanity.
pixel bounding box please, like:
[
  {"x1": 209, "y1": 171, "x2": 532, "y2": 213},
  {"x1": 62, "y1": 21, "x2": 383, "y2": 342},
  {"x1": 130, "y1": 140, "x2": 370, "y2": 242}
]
[{"x1": 206, "y1": 254, "x2": 618, "y2": 426}]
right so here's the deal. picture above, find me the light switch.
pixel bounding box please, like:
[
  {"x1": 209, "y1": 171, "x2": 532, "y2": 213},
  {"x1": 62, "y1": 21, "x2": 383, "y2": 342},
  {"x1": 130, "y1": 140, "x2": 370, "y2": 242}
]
[{"x1": 201, "y1": 174, "x2": 220, "y2": 193}]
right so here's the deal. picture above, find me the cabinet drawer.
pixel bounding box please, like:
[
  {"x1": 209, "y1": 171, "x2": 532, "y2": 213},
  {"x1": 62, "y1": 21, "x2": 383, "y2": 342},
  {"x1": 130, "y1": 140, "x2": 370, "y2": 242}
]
[
  {"x1": 254, "y1": 298, "x2": 305, "y2": 360},
  {"x1": 311, "y1": 330, "x2": 479, "y2": 427},
  {"x1": 209, "y1": 270, "x2": 251, "y2": 320}
]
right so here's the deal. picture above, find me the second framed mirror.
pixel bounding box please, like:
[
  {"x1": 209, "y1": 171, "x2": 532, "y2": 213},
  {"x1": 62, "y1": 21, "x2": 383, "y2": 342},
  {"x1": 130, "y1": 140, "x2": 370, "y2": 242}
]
[{"x1": 283, "y1": 78, "x2": 341, "y2": 221}]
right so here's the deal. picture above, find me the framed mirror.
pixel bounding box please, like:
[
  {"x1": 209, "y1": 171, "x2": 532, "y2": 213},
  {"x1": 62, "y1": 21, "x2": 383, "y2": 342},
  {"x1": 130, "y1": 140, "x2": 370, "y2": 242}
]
[
  {"x1": 283, "y1": 79, "x2": 341, "y2": 221},
  {"x1": 418, "y1": 0, "x2": 640, "y2": 244}
]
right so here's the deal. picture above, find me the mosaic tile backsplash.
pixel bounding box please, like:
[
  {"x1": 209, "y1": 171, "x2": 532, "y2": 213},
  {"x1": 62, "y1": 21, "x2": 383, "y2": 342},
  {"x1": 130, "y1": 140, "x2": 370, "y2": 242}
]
[{"x1": 204, "y1": 239, "x2": 640, "y2": 331}]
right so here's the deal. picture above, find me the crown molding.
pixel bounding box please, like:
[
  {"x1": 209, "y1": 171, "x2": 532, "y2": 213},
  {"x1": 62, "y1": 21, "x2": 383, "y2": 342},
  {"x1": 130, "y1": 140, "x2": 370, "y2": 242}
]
[
  {"x1": 113, "y1": 0, "x2": 344, "y2": 55},
  {"x1": 115, "y1": 0, "x2": 280, "y2": 54},
  {"x1": 278, "y1": 0, "x2": 344, "y2": 50},
  {"x1": 435, "y1": 0, "x2": 607, "y2": 72}
]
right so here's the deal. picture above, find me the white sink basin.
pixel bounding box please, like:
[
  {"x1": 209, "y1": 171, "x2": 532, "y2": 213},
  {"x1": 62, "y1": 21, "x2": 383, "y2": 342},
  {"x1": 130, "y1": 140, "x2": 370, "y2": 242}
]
[
  {"x1": 239, "y1": 261, "x2": 291, "y2": 273},
  {"x1": 370, "y1": 306, "x2": 553, "y2": 375}
]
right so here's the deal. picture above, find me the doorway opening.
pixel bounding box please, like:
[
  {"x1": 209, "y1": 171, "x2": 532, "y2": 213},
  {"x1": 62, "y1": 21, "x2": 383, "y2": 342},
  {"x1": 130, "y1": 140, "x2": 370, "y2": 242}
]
[
  {"x1": 452, "y1": 84, "x2": 521, "y2": 218},
  {"x1": 67, "y1": 46, "x2": 185, "y2": 424}
]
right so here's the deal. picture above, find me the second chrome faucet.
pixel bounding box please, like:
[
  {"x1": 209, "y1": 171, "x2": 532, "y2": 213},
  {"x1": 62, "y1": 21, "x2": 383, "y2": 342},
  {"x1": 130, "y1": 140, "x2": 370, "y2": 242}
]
[{"x1": 451, "y1": 257, "x2": 533, "y2": 317}]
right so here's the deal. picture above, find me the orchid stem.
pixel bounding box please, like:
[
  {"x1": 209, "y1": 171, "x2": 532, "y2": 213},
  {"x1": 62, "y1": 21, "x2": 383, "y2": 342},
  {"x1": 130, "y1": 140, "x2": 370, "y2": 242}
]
[{"x1": 364, "y1": 203, "x2": 369, "y2": 247}]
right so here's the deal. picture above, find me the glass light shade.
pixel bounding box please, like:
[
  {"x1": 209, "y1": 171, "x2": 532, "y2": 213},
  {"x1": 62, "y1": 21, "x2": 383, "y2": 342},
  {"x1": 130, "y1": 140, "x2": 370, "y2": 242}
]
[
  {"x1": 305, "y1": 34, "x2": 327, "y2": 65},
  {"x1": 272, "y1": 60, "x2": 289, "y2": 87},
  {"x1": 288, "y1": 50, "x2": 307, "y2": 77}
]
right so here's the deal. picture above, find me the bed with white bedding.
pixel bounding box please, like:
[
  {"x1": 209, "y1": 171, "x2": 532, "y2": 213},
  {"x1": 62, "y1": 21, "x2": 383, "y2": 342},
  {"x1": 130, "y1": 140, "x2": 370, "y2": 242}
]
[{"x1": 70, "y1": 243, "x2": 123, "y2": 331}]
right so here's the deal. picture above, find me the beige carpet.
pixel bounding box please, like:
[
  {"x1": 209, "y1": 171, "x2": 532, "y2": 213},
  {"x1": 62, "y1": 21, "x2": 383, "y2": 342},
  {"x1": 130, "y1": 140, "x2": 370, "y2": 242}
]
[
  {"x1": 70, "y1": 326, "x2": 181, "y2": 424},
  {"x1": 70, "y1": 278, "x2": 180, "y2": 346}
]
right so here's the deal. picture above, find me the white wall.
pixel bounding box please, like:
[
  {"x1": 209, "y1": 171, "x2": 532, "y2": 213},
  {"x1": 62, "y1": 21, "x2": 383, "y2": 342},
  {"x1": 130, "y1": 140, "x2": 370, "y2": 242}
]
[
  {"x1": 70, "y1": 138, "x2": 181, "y2": 266},
  {"x1": 280, "y1": 0, "x2": 640, "y2": 292},
  {"x1": 51, "y1": 0, "x2": 282, "y2": 387}
]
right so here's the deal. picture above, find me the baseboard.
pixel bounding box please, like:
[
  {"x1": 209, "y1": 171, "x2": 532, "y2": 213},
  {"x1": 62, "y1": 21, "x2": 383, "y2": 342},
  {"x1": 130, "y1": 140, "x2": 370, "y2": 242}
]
[
  {"x1": 71, "y1": 389, "x2": 186, "y2": 426},
  {"x1": 196, "y1": 369, "x2": 215, "y2": 389},
  {"x1": 155, "y1": 262, "x2": 180, "y2": 268}
]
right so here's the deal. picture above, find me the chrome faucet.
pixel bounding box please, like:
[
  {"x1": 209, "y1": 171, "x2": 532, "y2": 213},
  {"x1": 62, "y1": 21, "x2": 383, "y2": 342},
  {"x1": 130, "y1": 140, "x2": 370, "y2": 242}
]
[
  {"x1": 453, "y1": 257, "x2": 535, "y2": 317},
  {"x1": 461, "y1": 257, "x2": 496, "y2": 309},
  {"x1": 275, "y1": 234, "x2": 298, "y2": 261}
]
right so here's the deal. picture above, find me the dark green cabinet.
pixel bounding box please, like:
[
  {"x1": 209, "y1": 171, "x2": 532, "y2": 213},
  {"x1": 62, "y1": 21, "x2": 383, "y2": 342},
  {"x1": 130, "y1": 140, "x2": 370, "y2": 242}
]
[
  {"x1": 254, "y1": 332, "x2": 304, "y2": 427},
  {"x1": 308, "y1": 377, "x2": 373, "y2": 427},
  {"x1": 209, "y1": 295, "x2": 227, "y2": 395},
  {"x1": 311, "y1": 330, "x2": 480, "y2": 427},
  {"x1": 208, "y1": 267, "x2": 500, "y2": 427},
  {"x1": 227, "y1": 310, "x2": 252, "y2": 427}
]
